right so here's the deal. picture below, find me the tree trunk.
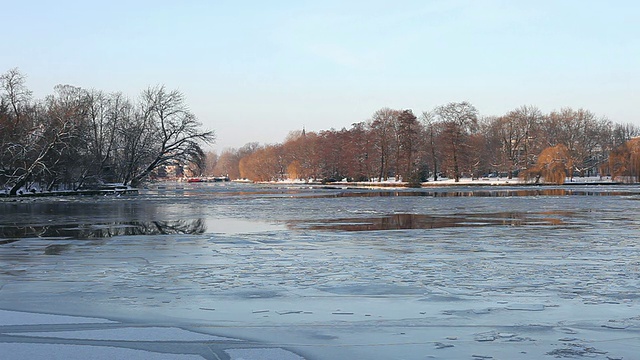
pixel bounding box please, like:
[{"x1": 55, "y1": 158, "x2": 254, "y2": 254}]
[
  {"x1": 9, "y1": 175, "x2": 28, "y2": 196},
  {"x1": 452, "y1": 143, "x2": 460, "y2": 182}
]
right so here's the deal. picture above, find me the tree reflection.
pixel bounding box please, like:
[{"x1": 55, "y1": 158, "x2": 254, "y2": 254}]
[
  {"x1": 291, "y1": 212, "x2": 570, "y2": 232},
  {"x1": 0, "y1": 219, "x2": 206, "y2": 240}
]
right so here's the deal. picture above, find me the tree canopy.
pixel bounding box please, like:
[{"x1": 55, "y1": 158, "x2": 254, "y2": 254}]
[
  {"x1": 1, "y1": 68, "x2": 214, "y2": 194},
  {"x1": 209, "y1": 104, "x2": 640, "y2": 185}
]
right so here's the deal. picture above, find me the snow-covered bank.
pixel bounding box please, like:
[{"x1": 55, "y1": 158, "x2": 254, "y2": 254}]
[
  {"x1": 0, "y1": 185, "x2": 138, "y2": 198},
  {"x1": 254, "y1": 176, "x2": 624, "y2": 188}
]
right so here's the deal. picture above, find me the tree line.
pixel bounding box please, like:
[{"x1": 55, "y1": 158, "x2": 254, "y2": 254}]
[
  {"x1": 207, "y1": 103, "x2": 640, "y2": 184},
  {"x1": 1, "y1": 68, "x2": 214, "y2": 195}
]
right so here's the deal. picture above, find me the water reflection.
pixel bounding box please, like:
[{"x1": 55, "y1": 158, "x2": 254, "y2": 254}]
[
  {"x1": 44, "y1": 243, "x2": 73, "y2": 255},
  {"x1": 141, "y1": 182, "x2": 640, "y2": 199},
  {"x1": 0, "y1": 219, "x2": 206, "y2": 240},
  {"x1": 290, "y1": 211, "x2": 572, "y2": 231},
  {"x1": 299, "y1": 187, "x2": 640, "y2": 198}
]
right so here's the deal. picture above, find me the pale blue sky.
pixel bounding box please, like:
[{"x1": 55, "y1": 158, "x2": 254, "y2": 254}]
[{"x1": 2, "y1": 1, "x2": 638, "y2": 151}]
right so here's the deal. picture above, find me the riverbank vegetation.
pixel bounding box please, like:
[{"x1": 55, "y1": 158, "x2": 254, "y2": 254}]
[
  {"x1": 1, "y1": 68, "x2": 214, "y2": 195},
  {"x1": 4, "y1": 68, "x2": 640, "y2": 192},
  {"x1": 208, "y1": 104, "x2": 640, "y2": 185}
]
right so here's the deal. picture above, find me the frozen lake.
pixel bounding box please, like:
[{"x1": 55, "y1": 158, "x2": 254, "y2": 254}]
[{"x1": 1, "y1": 183, "x2": 640, "y2": 359}]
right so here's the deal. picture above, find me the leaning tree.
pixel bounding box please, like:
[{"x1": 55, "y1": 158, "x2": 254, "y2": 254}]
[{"x1": 121, "y1": 85, "x2": 215, "y2": 187}]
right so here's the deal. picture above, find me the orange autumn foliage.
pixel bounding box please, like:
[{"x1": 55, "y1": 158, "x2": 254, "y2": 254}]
[
  {"x1": 607, "y1": 137, "x2": 640, "y2": 182},
  {"x1": 523, "y1": 144, "x2": 573, "y2": 184}
]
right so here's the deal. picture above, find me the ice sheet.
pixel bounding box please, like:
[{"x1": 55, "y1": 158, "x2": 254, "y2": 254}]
[
  {"x1": 2, "y1": 184, "x2": 640, "y2": 359},
  {"x1": 0, "y1": 343, "x2": 205, "y2": 360},
  {"x1": 0, "y1": 309, "x2": 114, "y2": 326},
  {"x1": 8, "y1": 327, "x2": 235, "y2": 341}
]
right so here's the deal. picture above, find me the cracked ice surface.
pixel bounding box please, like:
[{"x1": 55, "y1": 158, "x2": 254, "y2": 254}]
[
  {"x1": 1, "y1": 183, "x2": 640, "y2": 359},
  {"x1": 0, "y1": 343, "x2": 207, "y2": 360}
]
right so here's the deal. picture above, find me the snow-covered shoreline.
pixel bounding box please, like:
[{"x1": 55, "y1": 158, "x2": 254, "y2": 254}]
[
  {"x1": 254, "y1": 176, "x2": 623, "y2": 188},
  {"x1": 1, "y1": 176, "x2": 625, "y2": 197},
  {"x1": 0, "y1": 185, "x2": 138, "y2": 198}
]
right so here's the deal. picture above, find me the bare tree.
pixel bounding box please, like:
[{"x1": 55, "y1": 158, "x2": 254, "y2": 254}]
[
  {"x1": 490, "y1": 105, "x2": 543, "y2": 178},
  {"x1": 213, "y1": 143, "x2": 260, "y2": 180},
  {"x1": 346, "y1": 122, "x2": 372, "y2": 181},
  {"x1": 434, "y1": 102, "x2": 478, "y2": 182},
  {"x1": 542, "y1": 108, "x2": 611, "y2": 177},
  {"x1": 0, "y1": 67, "x2": 32, "y2": 133},
  {"x1": 420, "y1": 111, "x2": 441, "y2": 181},
  {"x1": 7, "y1": 102, "x2": 78, "y2": 195},
  {"x1": 239, "y1": 144, "x2": 283, "y2": 181},
  {"x1": 83, "y1": 90, "x2": 133, "y2": 183},
  {"x1": 369, "y1": 108, "x2": 399, "y2": 181},
  {"x1": 612, "y1": 123, "x2": 640, "y2": 148},
  {"x1": 202, "y1": 150, "x2": 218, "y2": 176},
  {"x1": 396, "y1": 109, "x2": 420, "y2": 181},
  {"x1": 214, "y1": 149, "x2": 240, "y2": 179},
  {"x1": 124, "y1": 85, "x2": 215, "y2": 187},
  {"x1": 1, "y1": 70, "x2": 217, "y2": 194}
]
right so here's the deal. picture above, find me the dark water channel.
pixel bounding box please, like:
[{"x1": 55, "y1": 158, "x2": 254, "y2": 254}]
[{"x1": 2, "y1": 184, "x2": 637, "y2": 240}]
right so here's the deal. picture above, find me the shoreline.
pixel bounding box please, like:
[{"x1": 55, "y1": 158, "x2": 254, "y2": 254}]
[
  {"x1": 1, "y1": 178, "x2": 631, "y2": 198},
  {"x1": 0, "y1": 187, "x2": 138, "y2": 198},
  {"x1": 256, "y1": 177, "x2": 626, "y2": 189}
]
